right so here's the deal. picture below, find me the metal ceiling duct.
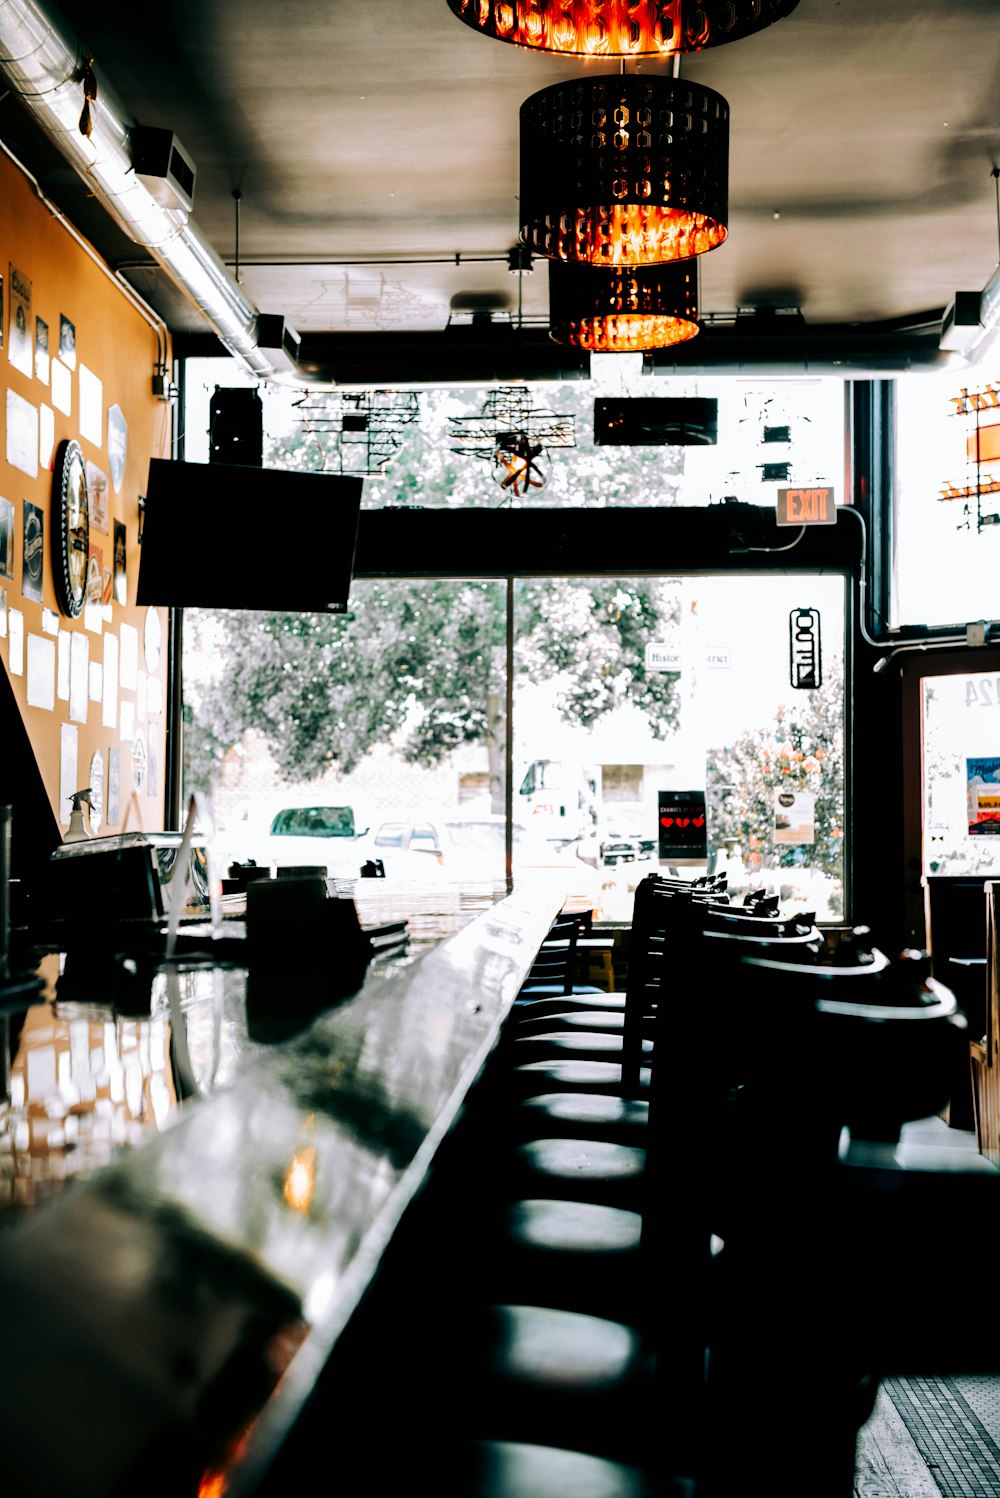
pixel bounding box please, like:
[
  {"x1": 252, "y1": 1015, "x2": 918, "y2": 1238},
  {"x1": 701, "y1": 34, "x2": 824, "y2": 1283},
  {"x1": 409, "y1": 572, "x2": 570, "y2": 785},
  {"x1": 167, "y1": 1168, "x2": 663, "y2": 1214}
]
[
  {"x1": 0, "y1": 0, "x2": 281, "y2": 378},
  {"x1": 643, "y1": 272, "x2": 1000, "y2": 378},
  {"x1": 289, "y1": 298, "x2": 1000, "y2": 387}
]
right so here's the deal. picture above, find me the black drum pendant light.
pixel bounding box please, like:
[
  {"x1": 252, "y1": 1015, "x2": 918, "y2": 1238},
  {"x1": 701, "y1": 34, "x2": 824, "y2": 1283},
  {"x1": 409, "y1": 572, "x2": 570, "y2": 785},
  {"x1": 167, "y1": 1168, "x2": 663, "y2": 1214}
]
[
  {"x1": 548, "y1": 257, "x2": 698, "y2": 350},
  {"x1": 520, "y1": 73, "x2": 728, "y2": 265},
  {"x1": 446, "y1": 0, "x2": 799, "y2": 57}
]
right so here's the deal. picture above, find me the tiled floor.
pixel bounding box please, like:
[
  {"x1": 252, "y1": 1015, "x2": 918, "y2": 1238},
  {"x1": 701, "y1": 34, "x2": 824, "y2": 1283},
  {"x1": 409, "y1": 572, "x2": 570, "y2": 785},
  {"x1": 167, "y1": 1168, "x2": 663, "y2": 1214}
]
[{"x1": 855, "y1": 1119, "x2": 1000, "y2": 1498}]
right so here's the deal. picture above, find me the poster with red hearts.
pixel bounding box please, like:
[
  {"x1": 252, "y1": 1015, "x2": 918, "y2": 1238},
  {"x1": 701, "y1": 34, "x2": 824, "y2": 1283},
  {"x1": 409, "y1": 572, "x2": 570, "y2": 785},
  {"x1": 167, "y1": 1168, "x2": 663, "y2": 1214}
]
[{"x1": 657, "y1": 790, "x2": 708, "y2": 864}]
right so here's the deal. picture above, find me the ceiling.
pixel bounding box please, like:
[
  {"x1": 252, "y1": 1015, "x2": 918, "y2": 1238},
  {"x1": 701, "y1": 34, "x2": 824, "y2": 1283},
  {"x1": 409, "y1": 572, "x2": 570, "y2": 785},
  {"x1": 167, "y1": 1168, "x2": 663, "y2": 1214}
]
[{"x1": 1, "y1": 0, "x2": 998, "y2": 375}]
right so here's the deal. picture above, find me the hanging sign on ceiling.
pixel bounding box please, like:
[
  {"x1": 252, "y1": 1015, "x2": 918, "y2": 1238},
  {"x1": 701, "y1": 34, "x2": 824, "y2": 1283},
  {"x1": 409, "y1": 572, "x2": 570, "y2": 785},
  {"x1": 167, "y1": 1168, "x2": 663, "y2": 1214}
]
[
  {"x1": 776, "y1": 485, "x2": 836, "y2": 525},
  {"x1": 790, "y1": 607, "x2": 822, "y2": 690}
]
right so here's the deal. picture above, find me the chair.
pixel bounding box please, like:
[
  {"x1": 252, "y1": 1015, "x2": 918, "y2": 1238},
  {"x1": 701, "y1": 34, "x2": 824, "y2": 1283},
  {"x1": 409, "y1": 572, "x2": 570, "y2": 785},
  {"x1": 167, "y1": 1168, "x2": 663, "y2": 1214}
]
[
  {"x1": 515, "y1": 909, "x2": 611, "y2": 1000},
  {"x1": 499, "y1": 880, "x2": 823, "y2": 1098},
  {"x1": 436, "y1": 892, "x2": 844, "y2": 1484},
  {"x1": 698, "y1": 946, "x2": 973, "y2": 1498}
]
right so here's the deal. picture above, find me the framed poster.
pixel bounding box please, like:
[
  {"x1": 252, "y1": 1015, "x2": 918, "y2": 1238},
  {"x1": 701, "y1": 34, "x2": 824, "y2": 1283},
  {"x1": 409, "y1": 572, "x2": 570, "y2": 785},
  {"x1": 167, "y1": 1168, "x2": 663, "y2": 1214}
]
[
  {"x1": 0, "y1": 496, "x2": 13, "y2": 580},
  {"x1": 22, "y1": 501, "x2": 44, "y2": 602},
  {"x1": 107, "y1": 404, "x2": 128, "y2": 493},
  {"x1": 8, "y1": 266, "x2": 32, "y2": 378},
  {"x1": 89, "y1": 750, "x2": 104, "y2": 834},
  {"x1": 59, "y1": 313, "x2": 76, "y2": 370},
  {"x1": 85, "y1": 459, "x2": 109, "y2": 534},
  {"x1": 774, "y1": 788, "x2": 816, "y2": 845},
  {"x1": 107, "y1": 747, "x2": 120, "y2": 826},
  {"x1": 131, "y1": 730, "x2": 147, "y2": 794},
  {"x1": 657, "y1": 789, "x2": 708, "y2": 864},
  {"x1": 35, "y1": 316, "x2": 49, "y2": 384},
  {"x1": 967, "y1": 757, "x2": 1000, "y2": 836},
  {"x1": 86, "y1": 543, "x2": 103, "y2": 608},
  {"x1": 113, "y1": 519, "x2": 127, "y2": 605}
]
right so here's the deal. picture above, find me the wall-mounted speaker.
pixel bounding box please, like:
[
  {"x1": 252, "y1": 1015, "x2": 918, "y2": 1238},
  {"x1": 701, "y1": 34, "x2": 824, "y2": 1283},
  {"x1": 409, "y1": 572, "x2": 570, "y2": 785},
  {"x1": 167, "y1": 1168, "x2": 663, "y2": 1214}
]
[{"x1": 210, "y1": 387, "x2": 263, "y2": 467}]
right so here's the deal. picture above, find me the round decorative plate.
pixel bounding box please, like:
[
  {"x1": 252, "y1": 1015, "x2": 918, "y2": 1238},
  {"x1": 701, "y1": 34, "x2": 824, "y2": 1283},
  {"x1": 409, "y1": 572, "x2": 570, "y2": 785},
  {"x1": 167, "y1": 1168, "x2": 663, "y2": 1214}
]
[{"x1": 52, "y1": 438, "x2": 89, "y2": 617}]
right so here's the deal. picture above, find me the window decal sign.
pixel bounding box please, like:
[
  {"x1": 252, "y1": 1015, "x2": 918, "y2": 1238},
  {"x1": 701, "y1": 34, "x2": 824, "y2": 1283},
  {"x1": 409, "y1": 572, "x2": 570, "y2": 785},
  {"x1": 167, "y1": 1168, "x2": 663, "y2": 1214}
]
[
  {"x1": 967, "y1": 756, "x2": 1000, "y2": 835},
  {"x1": 774, "y1": 788, "x2": 815, "y2": 845},
  {"x1": 790, "y1": 607, "x2": 821, "y2": 690},
  {"x1": 658, "y1": 789, "x2": 707, "y2": 863}
]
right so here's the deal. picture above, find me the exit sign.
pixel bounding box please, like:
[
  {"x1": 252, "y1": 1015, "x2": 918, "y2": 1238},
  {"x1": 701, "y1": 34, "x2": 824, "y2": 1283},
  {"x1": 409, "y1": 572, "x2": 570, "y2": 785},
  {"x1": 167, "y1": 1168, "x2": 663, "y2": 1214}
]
[{"x1": 776, "y1": 486, "x2": 836, "y2": 526}]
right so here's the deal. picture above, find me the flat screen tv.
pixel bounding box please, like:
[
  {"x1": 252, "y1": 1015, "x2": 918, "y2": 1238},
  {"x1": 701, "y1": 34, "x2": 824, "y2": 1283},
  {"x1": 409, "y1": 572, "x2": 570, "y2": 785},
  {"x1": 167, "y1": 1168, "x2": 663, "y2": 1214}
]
[
  {"x1": 137, "y1": 459, "x2": 364, "y2": 613},
  {"x1": 593, "y1": 397, "x2": 718, "y2": 447}
]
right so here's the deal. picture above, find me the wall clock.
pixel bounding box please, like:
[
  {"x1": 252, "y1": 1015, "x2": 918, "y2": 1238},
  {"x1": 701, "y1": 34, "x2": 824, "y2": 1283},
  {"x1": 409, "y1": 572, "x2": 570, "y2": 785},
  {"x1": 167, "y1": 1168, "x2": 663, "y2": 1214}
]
[{"x1": 52, "y1": 438, "x2": 89, "y2": 617}]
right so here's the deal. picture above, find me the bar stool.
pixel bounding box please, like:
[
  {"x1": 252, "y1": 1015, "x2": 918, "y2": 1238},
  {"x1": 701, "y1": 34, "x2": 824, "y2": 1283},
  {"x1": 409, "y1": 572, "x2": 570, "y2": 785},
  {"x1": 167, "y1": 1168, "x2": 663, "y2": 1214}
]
[
  {"x1": 499, "y1": 887, "x2": 823, "y2": 1097},
  {"x1": 699, "y1": 947, "x2": 971, "y2": 1498}
]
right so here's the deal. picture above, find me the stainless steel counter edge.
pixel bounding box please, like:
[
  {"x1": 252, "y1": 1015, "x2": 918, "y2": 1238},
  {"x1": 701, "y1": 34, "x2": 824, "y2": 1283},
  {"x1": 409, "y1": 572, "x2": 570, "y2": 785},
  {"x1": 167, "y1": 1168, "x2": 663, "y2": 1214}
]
[{"x1": 0, "y1": 886, "x2": 565, "y2": 1498}]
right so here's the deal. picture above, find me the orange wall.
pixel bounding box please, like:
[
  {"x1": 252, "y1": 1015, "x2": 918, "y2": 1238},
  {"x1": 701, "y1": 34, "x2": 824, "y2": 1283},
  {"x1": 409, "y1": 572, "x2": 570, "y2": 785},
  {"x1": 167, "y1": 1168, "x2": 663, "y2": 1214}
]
[{"x1": 0, "y1": 147, "x2": 171, "y2": 836}]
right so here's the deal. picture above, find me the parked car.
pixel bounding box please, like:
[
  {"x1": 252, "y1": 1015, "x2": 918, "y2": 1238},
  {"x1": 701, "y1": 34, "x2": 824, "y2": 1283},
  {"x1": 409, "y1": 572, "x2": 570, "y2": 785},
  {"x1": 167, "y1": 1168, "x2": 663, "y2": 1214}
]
[
  {"x1": 597, "y1": 803, "x2": 658, "y2": 866},
  {"x1": 353, "y1": 816, "x2": 449, "y2": 877},
  {"x1": 599, "y1": 834, "x2": 643, "y2": 868},
  {"x1": 449, "y1": 815, "x2": 606, "y2": 915},
  {"x1": 354, "y1": 811, "x2": 605, "y2": 913},
  {"x1": 222, "y1": 801, "x2": 371, "y2": 879}
]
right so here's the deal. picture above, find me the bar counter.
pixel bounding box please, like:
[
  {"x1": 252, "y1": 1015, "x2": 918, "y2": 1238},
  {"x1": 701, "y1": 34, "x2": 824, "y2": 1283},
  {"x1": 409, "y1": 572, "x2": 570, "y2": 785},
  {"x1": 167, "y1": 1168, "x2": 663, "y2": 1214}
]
[{"x1": 0, "y1": 879, "x2": 565, "y2": 1497}]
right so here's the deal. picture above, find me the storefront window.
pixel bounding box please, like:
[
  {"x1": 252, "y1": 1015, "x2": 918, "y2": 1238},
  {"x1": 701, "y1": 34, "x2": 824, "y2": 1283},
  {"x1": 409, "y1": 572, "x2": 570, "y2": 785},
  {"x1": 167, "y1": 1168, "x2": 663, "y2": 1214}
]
[
  {"x1": 894, "y1": 345, "x2": 1000, "y2": 628},
  {"x1": 183, "y1": 572, "x2": 846, "y2": 920},
  {"x1": 183, "y1": 357, "x2": 845, "y2": 512},
  {"x1": 180, "y1": 360, "x2": 849, "y2": 920},
  {"x1": 513, "y1": 574, "x2": 846, "y2": 921},
  {"x1": 922, "y1": 667, "x2": 1000, "y2": 878}
]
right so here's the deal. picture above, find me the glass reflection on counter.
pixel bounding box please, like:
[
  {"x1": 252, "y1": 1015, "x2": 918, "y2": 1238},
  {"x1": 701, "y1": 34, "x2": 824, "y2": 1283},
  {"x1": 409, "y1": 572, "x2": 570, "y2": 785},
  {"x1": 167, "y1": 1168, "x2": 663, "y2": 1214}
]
[
  {"x1": 0, "y1": 998, "x2": 177, "y2": 1215},
  {"x1": 0, "y1": 963, "x2": 265, "y2": 1219}
]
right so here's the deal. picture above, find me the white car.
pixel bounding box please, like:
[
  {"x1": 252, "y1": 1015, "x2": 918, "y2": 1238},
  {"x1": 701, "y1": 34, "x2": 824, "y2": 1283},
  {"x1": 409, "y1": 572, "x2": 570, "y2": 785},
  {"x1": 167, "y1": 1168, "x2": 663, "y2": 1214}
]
[
  {"x1": 222, "y1": 801, "x2": 370, "y2": 879},
  {"x1": 356, "y1": 812, "x2": 605, "y2": 915}
]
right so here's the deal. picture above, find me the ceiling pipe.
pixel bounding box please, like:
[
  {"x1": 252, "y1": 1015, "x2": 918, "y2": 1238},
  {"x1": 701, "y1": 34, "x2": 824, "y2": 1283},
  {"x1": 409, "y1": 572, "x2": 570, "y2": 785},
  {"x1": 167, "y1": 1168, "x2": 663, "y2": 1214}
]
[
  {"x1": 284, "y1": 314, "x2": 999, "y2": 390},
  {"x1": 643, "y1": 272, "x2": 1000, "y2": 379},
  {"x1": 0, "y1": 0, "x2": 280, "y2": 379}
]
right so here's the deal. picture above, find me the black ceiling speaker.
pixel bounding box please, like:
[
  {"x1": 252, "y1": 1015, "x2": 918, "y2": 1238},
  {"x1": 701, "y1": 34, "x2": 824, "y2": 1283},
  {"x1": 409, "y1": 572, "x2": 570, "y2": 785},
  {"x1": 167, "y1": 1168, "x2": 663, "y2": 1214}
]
[
  {"x1": 594, "y1": 397, "x2": 718, "y2": 447},
  {"x1": 137, "y1": 459, "x2": 363, "y2": 613},
  {"x1": 210, "y1": 387, "x2": 263, "y2": 466}
]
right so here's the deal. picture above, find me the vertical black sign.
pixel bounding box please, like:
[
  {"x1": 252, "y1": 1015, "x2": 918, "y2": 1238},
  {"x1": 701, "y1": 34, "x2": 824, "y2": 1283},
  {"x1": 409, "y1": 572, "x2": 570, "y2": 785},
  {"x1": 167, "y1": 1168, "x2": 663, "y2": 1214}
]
[
  {"x1": 658, "y1": 790, "x2": 708, "y2": 863},
  {"x1": 789, "y1": 607, "x2": 822, "y2": 689}
]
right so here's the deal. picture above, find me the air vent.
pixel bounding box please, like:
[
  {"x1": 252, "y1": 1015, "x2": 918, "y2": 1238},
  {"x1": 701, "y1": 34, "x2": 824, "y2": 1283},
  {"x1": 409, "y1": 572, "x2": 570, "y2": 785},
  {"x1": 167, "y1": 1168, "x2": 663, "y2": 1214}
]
[
  {"x1": 255, "y1": 313, "x2": 302, "y2": 374},
  {"x1": 130, "y1": 125, "x2": 196, "y2": 214}
]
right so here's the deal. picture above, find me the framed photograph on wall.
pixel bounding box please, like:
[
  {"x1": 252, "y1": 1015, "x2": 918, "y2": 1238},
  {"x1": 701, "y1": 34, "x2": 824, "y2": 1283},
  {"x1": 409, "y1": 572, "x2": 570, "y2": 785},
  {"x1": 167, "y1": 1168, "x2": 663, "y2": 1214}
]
[
  {"x1": 0, "y1": 496, "x2": 13, "y2": 580},
  {"x1": 113, "y1": 519, "x2": 127, "y2": 605},
  {"x1": 35, "y1": 317, "x2": 49, "y2": 384},
  {"x1": 59, "y1": 313, "x2": 76, "y2": 370},
  {"x1": 22, "y1": 500, "x2": 44, "y2": 602},
  {"x1": 8, "y1": 266, "x2": 32, "y2": 378},
  {"x1": 86, "y1": 459, "x2": 109, "y2": 534}
]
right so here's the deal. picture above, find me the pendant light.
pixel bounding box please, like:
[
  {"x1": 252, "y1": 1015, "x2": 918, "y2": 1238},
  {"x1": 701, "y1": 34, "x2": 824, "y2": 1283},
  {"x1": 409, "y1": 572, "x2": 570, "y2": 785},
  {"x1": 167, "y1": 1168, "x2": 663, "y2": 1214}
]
[
  {"x1": 446, "y1": 0, "x2": 800, "y2": 56},
  {"x1": 548, "y1": 258, "x2": 699, "y2": 350},
  {"x1": 520, "y1": 73, "x2": 728, "y2": 265}
]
